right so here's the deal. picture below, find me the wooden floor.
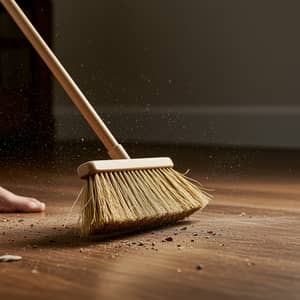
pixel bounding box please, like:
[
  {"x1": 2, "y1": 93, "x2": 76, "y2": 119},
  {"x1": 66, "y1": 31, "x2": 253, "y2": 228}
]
[{"x1": 0, "y1": 146, "x2": 299, "y2": 300}]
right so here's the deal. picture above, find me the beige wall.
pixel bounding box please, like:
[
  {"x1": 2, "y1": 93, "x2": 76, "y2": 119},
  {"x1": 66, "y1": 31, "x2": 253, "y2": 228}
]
[{"x1": 53, "y1": 1, "x2": 300, "y2": 147}]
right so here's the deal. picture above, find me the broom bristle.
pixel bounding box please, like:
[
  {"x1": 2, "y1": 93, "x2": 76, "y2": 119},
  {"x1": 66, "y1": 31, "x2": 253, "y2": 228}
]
[{"x1": 78, "y1": 167, "x2": 211, "y2": 236}]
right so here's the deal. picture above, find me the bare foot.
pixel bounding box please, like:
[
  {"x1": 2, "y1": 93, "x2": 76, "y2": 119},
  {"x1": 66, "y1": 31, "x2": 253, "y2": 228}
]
[{"x1": 0, "y1": 187, "x2": 45, "y2": 213}]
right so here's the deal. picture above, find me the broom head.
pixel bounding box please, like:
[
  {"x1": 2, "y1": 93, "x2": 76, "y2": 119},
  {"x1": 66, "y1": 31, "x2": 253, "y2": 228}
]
[{"x1": 77, "y1": 157, "x2": 210, "y2": 236}]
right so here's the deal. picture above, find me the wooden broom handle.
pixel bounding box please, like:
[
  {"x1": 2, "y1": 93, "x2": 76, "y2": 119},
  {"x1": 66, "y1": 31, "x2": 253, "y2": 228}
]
[{"x1": 1, "y1": 0, "x2": 130, "y2": 159}]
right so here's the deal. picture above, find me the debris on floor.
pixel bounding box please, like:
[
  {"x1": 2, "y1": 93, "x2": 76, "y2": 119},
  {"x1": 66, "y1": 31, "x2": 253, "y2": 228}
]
[
  {"x1": 245, "y1": 259, "x2": 256, "y2": 266},
  {"x1": 195, "y1": 264, "x2": 204, "y2": 271},
  {"x1": 0, "y1": 255, "x2": 22, "y2": 262}
]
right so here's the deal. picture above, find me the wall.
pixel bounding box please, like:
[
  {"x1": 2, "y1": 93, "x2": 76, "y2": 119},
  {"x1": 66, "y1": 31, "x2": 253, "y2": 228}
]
[{"x1": 53, "y1": 0, "x2": 300, "y2": 148}]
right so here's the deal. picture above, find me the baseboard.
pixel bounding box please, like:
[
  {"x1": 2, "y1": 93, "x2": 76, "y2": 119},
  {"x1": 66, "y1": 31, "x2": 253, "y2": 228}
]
[{"x1": 54, "y1": 105, "x2": 300, "y2": 148}]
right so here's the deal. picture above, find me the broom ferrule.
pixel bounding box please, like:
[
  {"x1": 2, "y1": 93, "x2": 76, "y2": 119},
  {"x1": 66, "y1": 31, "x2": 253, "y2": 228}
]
[{"x1": 77, "y1": 157, "x2": 174, "y2": 179}]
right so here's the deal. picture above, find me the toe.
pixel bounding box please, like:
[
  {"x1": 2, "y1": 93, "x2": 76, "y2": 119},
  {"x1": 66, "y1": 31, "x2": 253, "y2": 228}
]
[
  {"x1": 24, "y1": 199, "x2": 46, "y2": 212},
  {"x1": 0, "y1": 188, "x2": 46, "y2": 213}
]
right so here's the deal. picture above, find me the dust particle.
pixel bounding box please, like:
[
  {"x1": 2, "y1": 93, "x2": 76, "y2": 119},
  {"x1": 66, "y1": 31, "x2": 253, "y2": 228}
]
[
  {"x1": 165, "y1": 237, "x2": 173, "y2": 242},
  {"x1": 196, "y1": 264, "x2": 204, "y2": 271},
  {"x1": 245, "y1": 259, "x2": 255, "y2": 266}
]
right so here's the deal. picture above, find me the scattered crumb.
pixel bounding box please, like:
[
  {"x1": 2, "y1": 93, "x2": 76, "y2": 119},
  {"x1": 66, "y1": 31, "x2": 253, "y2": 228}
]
[
  {"x1": 138, "y1": 241, "x2": 144, "y2": 246},
  {"x1": 177, "y1": 244, "x2": 181, "y2": 247},
  {"x1": 180, "y1": 226, "x2": 187, "y2": 231},
  {"x1": 174, "y1": 232, "x2": 178, "y2": 235},
  {"x1": 192, "y1": 232, "x2": 198, "y2": 236},
  {"x1": 18, "y1": 219, "x2": 24, "y2": 223},
  {"x1": 207, "y1": 230, "x2": 214, "y2": 234},
  {"x1": 239, "y1": 212, "x2": 246, "y2": 216},
  {"x1": 196, "y1": 264, "x2": 204, "y2": 271},
  {"x1": 220, "y1": 243, "x2": 225, "y2": 247},
  {"x1": 0, "y1": 255, "x2": 22, "y2": 262},
  {"x1": 79, "y1": 248, "x2": 84, "y2": 253},
  {"x1": 30, "y1": 224, "x2": 34, "y2": 228},
  {"x1": 191, "y1": 240, "x2": 194, "y2": 242},
  {"x1": 165, "y1": 237, "x2": 173, "y2": 242},
  {"x1": 151, "y1": 242, "x2": 156, "y2": 246},
  {"x1": 245, "y1": 259, "x2": 255, "y2": 266}
]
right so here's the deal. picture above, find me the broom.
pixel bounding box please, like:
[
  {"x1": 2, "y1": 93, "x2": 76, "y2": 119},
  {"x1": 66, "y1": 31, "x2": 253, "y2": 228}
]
[{"x1": 2, "y1": 0, "x2": 211, "y2": 236}]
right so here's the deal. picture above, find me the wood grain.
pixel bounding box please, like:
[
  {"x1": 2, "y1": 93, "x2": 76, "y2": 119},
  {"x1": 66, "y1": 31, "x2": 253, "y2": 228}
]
[{"x1": 0, "y1": 149, "x2": 299, "y2": 300}]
